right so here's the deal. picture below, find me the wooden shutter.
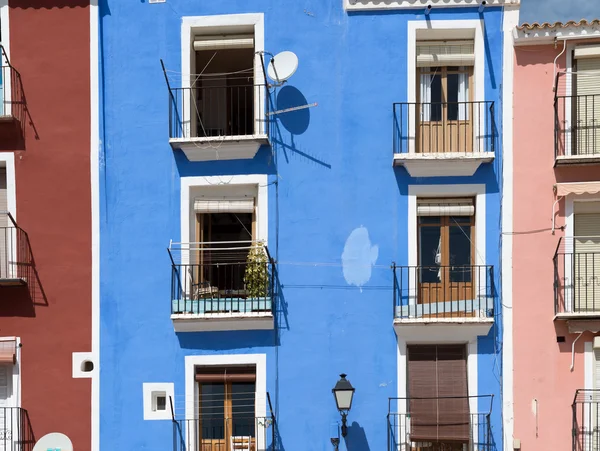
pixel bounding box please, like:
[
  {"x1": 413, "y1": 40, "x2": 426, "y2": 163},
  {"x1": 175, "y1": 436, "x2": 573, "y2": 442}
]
[
  {"x1": 408, "y1": 345, "x2": 469, "y2": 442},
  {"x1": 575, "y1": 57, "x2": 600, "y2": 155},
  {"x1": 574, "y1": 208, "x2": 600, "y2": 311}
]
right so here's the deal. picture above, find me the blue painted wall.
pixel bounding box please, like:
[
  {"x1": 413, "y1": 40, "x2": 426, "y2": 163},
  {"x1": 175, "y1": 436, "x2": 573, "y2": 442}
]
[{"x1": 98, "y1": 1, "x2": 506, "y2": 450}]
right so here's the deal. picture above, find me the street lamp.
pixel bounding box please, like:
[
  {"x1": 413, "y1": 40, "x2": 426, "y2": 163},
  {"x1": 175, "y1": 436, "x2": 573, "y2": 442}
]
[{"x1": 332, "y1": 373, "x2": 355, "y2": 437}]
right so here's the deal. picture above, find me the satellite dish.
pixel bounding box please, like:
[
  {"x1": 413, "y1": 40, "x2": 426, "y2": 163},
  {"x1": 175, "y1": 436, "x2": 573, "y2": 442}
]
[
  {"x1": 33, "y1": 433, "x2": 73, "y2": 451},
  {"x1": 267, "y1": 51, "x2": 298, "y2": 83}
]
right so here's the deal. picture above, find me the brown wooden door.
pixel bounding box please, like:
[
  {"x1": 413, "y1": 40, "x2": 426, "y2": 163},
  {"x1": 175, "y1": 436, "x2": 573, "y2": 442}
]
[
  {"x1": 417, "y1": 67, "x2": 473, "y2": 154},
  {"x1": 418, "y1": 214, "x2": 474, "y2": 311}
]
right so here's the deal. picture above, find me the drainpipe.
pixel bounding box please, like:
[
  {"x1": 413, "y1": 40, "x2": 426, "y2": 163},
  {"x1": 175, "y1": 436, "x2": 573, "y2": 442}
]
[{"x1": 571, "y1": 332, "x2": 584, "y2": 372}]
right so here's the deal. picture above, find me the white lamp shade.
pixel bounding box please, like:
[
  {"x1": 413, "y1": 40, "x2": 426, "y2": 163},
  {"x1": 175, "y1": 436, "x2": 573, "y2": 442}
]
[{"x1": 334, "y1": 389, "x2": 354, "y2": 411}]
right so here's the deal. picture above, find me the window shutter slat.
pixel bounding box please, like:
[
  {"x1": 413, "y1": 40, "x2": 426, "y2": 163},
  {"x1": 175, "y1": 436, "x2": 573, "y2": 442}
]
[
  {"x1": 194, "y1": 197, "x2": 255, "y2": 214},
  {"x1": 417, "y1": 40, "x2": 475, "y2": 67},
  {"x1": 417, "y1": 198, "x2": 474, "y2": 216}
]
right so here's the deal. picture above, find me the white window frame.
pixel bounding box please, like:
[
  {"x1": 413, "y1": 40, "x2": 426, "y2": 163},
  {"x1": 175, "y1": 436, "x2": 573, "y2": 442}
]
[
  {"x1": 0, "y1": 0, "x2": 11, "y2": 117},
  {"x1": 181, "y1": 174, "x2": 268, "y2": 247},
  {"x1": 0, "y1": 153, "x2": 16, "y2": 218},
  {"x1": 408, "y1": 184, "x2": 487, "y2": 308},
  {"x1": 0, "y1": 336, "x2": 21, "y2": 409},
  {"x1": 184, "y1": 354, "x2": 267, "y2": 449},
  {"x1": 396, "y1": 339, "x2": 478, "y2": 443},
  {"x1": 564, "y1": 195, "x2": 600, "y2": 312},
  {"x1": 407, "y1": 20, "x2": 485, "y2": 154},
  {"x1": 181, "y1": 13, "x2": 265, "y2": 139}
]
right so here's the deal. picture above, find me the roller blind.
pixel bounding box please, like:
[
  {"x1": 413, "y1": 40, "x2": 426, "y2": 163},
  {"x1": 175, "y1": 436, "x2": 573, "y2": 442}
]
[
  {"x1": 417, "y1": 40, "x2": 475, "y2": 68},
  {"x1": 193, "y1": 34, "x2": 254, "y2": 51},
  {"x1": 195, "y1": 366, "x2": 256, "y2": 382},
  {"x1": 194, "y1": 197, "x2": 255, "y2": 214},
  {"x1": 417, "y1": 198, "x2": 475, "y2": 216},
  {"x1": 575, "y1": 57, "x2": 600, "y2": 155},
  {"x1": 574, "y1": 212, "x2": 600, "y2": 312},
  {"x1": 0, "y1": 340, "x2": 15, "y2": 365},
  {"x1": 575, "y1": 45, "x2": 600, "y2": 60},
  {"x1": 408, "y1": 345, "x2": 469, "y2": 442}
]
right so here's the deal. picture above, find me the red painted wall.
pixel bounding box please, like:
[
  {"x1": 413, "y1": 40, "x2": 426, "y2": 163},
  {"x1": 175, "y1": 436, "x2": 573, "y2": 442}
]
[{"x1": 2, "y1": 2, "x2": 91, "y2": 450}]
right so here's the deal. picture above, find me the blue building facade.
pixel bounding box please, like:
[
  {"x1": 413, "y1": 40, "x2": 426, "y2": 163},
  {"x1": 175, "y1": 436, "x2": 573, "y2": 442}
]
[{"x1": 97, "y1": 1, "x2": 516, "y2": 450}]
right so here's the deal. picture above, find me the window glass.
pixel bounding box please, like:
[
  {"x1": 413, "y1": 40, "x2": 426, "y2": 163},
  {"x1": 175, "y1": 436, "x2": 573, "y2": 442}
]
[
  {"x1": 419, "y1": 225, "x2": 442, "y2": 283},
  {"x1": 200, "y1": 383, "x2": 226, "y2": 440},
  {"x1": 231, "y1": 382, "x2": 256, "y2": 437}
]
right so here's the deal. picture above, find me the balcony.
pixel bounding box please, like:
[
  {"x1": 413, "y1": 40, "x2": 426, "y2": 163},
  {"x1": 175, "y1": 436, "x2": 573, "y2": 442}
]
[
  {"x1": 172, "y1": 393, "x2": 277, "y2": 451},
  {"x1": 0, "y1": 407, "x2": 35, "y2": 451},
  {"x1": 387, "y1": 396, "x2": 492, "y2": 451},
  {"x1": 554, "y1": 237, "x2": 600, "y2": 326},
  {"x1": 0, "y1": 46, "x2": 25, "y2": 145},
  {"x1": 393, "y1": 265, "x2": 494, "y2": 339},
  {"x1": 0, "y1": 212, "x2": 31, "y2": 287},
  {"x1": 572, "y1": 389, "x2": 600, "y2": 451},
  {"x1": 555, "y1": 71, "x2": 600, "y2": 166},
  {"x1": 168, "y1": 241, "x2": 275, "y2": 332},
  {"x1": 167, "y1": 84, "x2": 269, "y2": 162},
  {"x1": 393, "y1": 101, "x2": 496, "y2": 177}
]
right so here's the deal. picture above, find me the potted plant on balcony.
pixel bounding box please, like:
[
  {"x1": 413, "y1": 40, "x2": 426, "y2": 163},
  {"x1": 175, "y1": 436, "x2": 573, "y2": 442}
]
[{"x1": 243, "y1": 242, "x2": 269, "y2": 299}]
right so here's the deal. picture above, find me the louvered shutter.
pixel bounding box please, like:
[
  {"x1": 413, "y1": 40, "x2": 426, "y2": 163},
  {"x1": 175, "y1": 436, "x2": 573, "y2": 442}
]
[
  {"x1": 575, "y1": 56, "x2": 600, "y2": 155},
  {"x1": 408, "y1": 345, "x2": 469, "y2": 443},
  {"x1": 193, "y1": 197, "x2": 255, "y2": 214},
  {"x1": 193, "y1": 35, "x2": 254, "y2": 51},
  {"x1": 574, "y1": 208, "x2": 600, "y2": 311},
  {"x1": 417, "y1": 41, "x2": 475, "y2": 68},
  {"x1": 417, "y1": 198, "x2": 475, "y2": 216}
]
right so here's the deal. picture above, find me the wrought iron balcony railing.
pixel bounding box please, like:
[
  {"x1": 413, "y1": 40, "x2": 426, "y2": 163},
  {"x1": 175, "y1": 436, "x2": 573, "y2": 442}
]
[
  {"x1": 393, "y1": 101, "x2": 496, "y2": 155},
  {"x1": 555, "y1": 71, "x2": 600, "y2": 161},
  {"x1": 0, "y1": 45, "x2": 25, "y2": 128},
  {"x1": 172, "y1": 393, "x2": 277, "y2": 451},
  {"x1": 393, "y1": 265, "x2": 495, "y2": 320},
  {"x1": 572, "y1": 389, "x2": 600, "y2": 451},
  {"x1": 168, "y1": 241, "x2": 275, "y2": 316},
  {"x1": 168, "y1": 84, "x2": 269, "y2": 141},
  {"x1": 387, "y1": 396, "x2": 492, "y2": 451},
  {"x1": 0, "y1": 407, "x2": 35, "y2": 451},
  {"x1": 0, "y1": 212, "x2": 32, "y2": 286},
  {"x1": 554, "y1": 237, "x2": 600, "y2": 315}
]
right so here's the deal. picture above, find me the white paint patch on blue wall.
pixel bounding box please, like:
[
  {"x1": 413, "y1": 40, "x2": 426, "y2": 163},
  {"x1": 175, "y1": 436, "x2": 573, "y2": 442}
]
[{"x1": 342, "y1": 226, "x2": 379, "y2": 290}]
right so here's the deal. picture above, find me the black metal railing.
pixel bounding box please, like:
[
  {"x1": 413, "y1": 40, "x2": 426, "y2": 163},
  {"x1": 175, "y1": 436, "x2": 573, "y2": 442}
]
[
  {"x1": 554, "y1": 237, "x2": 600, "y2": 315},
  {"x1": 388, "y1": 396, "x2": 492, "y2": 451},
  {"x1": 0, "y1": 407, "x2": 35, "y2": 451},
  {"x1": 169, "y1": 241, "x2": 275, "y2": 316},
  {"x1": 572, "y1": 389, "x2": 600, "y2": 451},
  {"x1": 555, "y1": 70, "x2": 600, "y2": 159},
  {"x1": 0, "y1": 212, "x2": 32, "y2": 284},
  {"x1": 0, "y1": 45, "x2": 25, "y2": 123},
  {"x1": 393, "y1": 265, "x2": 494, "y2": 320},
  {"x1": 393, "y1": 101, "x2": 496, "y2": 155},
  {"x1": 173, "y1": 394, "x2": 277, "y2": 451},
  {"x1": 168, "y1": 84, "x2": 268, "y2": 140}
]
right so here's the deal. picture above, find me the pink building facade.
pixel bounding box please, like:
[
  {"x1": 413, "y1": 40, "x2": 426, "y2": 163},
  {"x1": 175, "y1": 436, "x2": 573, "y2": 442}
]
[{"x1": 513, "y1": 20, "x2": 600, "y2": 451}]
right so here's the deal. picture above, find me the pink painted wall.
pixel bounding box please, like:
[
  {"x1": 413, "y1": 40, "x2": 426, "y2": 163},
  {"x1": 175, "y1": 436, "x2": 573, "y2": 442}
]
[{"x1": 513, "y1": 42, "x2": 600, "y2": 450}]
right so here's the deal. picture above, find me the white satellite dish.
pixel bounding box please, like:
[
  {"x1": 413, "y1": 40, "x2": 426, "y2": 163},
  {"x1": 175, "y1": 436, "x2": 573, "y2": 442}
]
[
  {"x1": 267, "y1": 51, "x2": 298, "y2": 83},
  {"x1": 33, "y1": 432, "x2": 73, "y2": 451}
]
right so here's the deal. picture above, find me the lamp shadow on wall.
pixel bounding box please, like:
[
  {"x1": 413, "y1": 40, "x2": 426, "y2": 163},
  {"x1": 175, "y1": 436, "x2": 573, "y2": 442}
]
[
  {"x1": 344, "y1": 421, "x2": 371, "y2": 451},
  {"x1": 269, "y1": 86, "x2": 331, "y2": 170}
]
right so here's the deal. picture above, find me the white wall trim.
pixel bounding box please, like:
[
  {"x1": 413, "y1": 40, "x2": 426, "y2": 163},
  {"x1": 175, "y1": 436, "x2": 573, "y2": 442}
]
[
  {"x1": 0, "y1": 153, "x2": 16, "y2": 219},
  {"x1": 407, "y1": 19, "x2": 485, "y2": 105},
  {"x1": 406, "y1": 20, "x2": 485, "y2": 154},
  {"x1": 180, "y1": 175, "x2": 268, "y2": 244},
  {"x1": 345, "y1": 0, "x2": 519, "y2": 11},
  {"x1": 585, "y1": 341, "x2": 593, "y2": 390},
  {"x1": 143, "y1": 382, "x2": 174, "y2": 421},
  {"x1": 502, "y1": 7, "x2": 518, "y2": 451},
  {"x1": 184, "y1": 354, "x2": 267, "y2": 447},
  {"x1": 407, "y1": 184, "x2": 486, "y2": 268},
  {"x1": 72, "y1": 352, "x2": 95, "y2": 379},
  {"x1": 181, "y1": 13, "x2": 265, "y2": 137},
  {"x1": 90, "y1": 1, "x2": 100, "y2": 451}
]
